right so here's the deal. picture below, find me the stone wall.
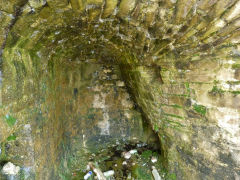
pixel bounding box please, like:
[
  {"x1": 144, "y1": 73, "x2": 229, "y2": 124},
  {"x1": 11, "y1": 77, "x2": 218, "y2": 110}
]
[{"x1": 1, "y1": 0, "x2": 240, "y2": 179}]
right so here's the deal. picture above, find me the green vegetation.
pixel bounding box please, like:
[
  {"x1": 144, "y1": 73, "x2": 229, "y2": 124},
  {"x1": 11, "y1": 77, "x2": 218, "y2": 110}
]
[
  {"x1": 230, "y1": 91, "x2": 240, "y2": 95},
  {"x1": 162, "y1": 118, "x2": 185, "y2": 131},
  {"x1": 227, "y1": 81, "x2": 240, "y2": 85},
  {"x1": 185, "y1": 82, "x2": 191, "y2": 97},
  {"x1": 193, "y1": 104, "x2": 207, "y2": 115},
  {"x1": 132, "y1": 165, "x2": 153, "y2": 180},
  {"x1": 164, "y1": 113, "x2": 184, "y2": 119},
  {"x1": 209, "y1": 85, "x2": 224, "y2": 95},
  {"x1": 7, "y1": 134, "x2": 17, "y2": 141},
  {"x1": 154, "y1": 124, "x2": 159, "y2": 132},
  {"x1": 170, "y1": 104, "x2": 182, "y2": 108},
  {"x1": 232, "y1": 64, "x2": 240, "y2": 69},
  {"x1": 5, "y1": 114, "x2": 17, "y2": 127},
  {"x1": 141, "y1": 150, "x2": 153, "y2": 160},
  {"x1": 167, "y1": 173, "x2": 177, "y2": 180},
  {"x1": 0, "y1": 142, "x2": 8, "y2": 164}
]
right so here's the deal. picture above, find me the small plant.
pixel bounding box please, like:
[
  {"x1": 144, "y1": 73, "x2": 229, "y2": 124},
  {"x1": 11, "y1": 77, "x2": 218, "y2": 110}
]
[
  {"x1": 5, "y1": 114, "x2": 17, "y2": 127},
  {"x1": 231, "y1": 91, "x2": 240, "y2": 95},
  {"x1": 154, "y1": 124, "x2": 159, "y2": 132},
  {"x1": 141, "y1": 150, "x2": 152, "y2": 160},
  {"x1": 7, "y1": 134, "x2": 17, "y2": 141},
  {"x1": 232, "y1": 64, "x2": 240, "y2": 69},
  {"x1": 193, "y1": 104, "x2": 207, "y2": 116},
  {"x1": 209, "y1": 85, "x2": 224, "y2": 96}
]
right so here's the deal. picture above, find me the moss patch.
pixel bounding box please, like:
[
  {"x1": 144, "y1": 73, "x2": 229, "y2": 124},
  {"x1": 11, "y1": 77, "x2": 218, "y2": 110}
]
[
  {"x1": 209, "y1": 86, "x2": 224, "y2": 96},
  {"x1": 232, "y1": 64, "x2": 240, "y2": 69},
  {"x1": 193, "y1": 104, "x2": 207, "y2": 116},
  {"x1": 230, "y1": 91, "x2": 240, "y2": 95}
]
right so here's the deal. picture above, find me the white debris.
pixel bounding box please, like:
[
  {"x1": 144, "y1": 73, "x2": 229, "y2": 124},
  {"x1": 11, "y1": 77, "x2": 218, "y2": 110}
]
[
  {"x1": 122, "y1": 161, "x2": 127, "y2": 165},
  {"x1": 103, "y1": 170, "x2": 114, "y2": 177},
  {"x1": 2, "y1": 162, "x2": 20, "y2": 175},
  {"x1": 152, "y1": 166, "x2": 161, "y2": 180},
  {"x1": 129, "y1": 149, "x2": 137, "y2": 154},
  {"x1": 123, "y1": 152, "x2": 131, "y2": 159},
  {"x1": 151, "y1": 157, "x2": 158, "y2": 163},
  {"x1": 84, "y1": 171, "x2": 93, "y2": 180}
]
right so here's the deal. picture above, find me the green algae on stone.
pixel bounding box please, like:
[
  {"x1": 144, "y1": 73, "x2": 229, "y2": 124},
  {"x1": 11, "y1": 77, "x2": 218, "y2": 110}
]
[
  {"x1": 232, "y1": 64, "x2": 240, "y2": 69},
  {"x1": 209, "y1": 85, "x2": 225, "y2": 96},
  {"x1": 230, "y1": 91, "x2": 240, "y2": 95},
  {"x1": 193, "y1": 104, "x2": 207, "y2": 116}
]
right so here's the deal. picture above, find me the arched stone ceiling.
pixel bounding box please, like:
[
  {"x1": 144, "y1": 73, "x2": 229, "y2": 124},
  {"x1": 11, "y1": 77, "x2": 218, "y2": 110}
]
[{"x1": 1, "y1": 0, "x2": 240, "y2": 179}]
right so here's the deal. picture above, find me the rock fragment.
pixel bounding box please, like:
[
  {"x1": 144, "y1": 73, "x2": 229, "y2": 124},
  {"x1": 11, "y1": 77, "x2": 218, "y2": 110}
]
[
  {"x1": 123, "y1": 152, "x2": 131, "y2": 159},
  {"x1": 2, "y1": 162, "x2": 20, "y2": 175}
]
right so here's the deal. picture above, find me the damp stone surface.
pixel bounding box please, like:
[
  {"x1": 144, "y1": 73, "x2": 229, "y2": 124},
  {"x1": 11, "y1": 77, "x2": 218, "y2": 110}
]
[{"x1": 0, "y1": 0, "x2": 240, "y2": 179}]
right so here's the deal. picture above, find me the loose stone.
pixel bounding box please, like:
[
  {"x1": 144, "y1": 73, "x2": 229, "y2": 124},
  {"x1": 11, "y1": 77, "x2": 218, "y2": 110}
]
[
  {"x1": 1, "y1": 162, "x2": 20, "y2": 176},
  {"x1": 123, "y1": 152, "x2": 131, "y2": 159}
]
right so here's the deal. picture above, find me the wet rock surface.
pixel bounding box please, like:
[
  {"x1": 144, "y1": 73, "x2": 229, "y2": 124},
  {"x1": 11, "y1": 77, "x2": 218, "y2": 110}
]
[{"x1": 0, "y1": 60, "x2": 159, "y2": 179}]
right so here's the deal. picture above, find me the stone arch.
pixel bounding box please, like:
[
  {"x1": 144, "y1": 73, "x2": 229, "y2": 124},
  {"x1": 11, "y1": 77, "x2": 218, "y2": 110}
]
[{"x1": 0, "y1": 0, "x2": 240, "y2": 179}]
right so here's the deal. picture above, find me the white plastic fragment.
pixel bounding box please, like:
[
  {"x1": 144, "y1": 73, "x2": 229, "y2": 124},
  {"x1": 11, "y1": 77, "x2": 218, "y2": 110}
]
[
  {"x1": 2, "y1": 162, "x2": 20, "y2": 175},
  {"x1": 129, "y1": 149, "x2": 137, "y2": 154},
  {"x1": 152, "y1": 166, "x2": 161, "y2": 180},
  {"x1": 103, "y1": 170, "x2": 114, "y2": 177},
  {"x1": 84, "y1": 171, "x2": 93, "y2": 180},
  {"x1": 151, "y1": 156, "x2": 158, "y2": 163}
]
